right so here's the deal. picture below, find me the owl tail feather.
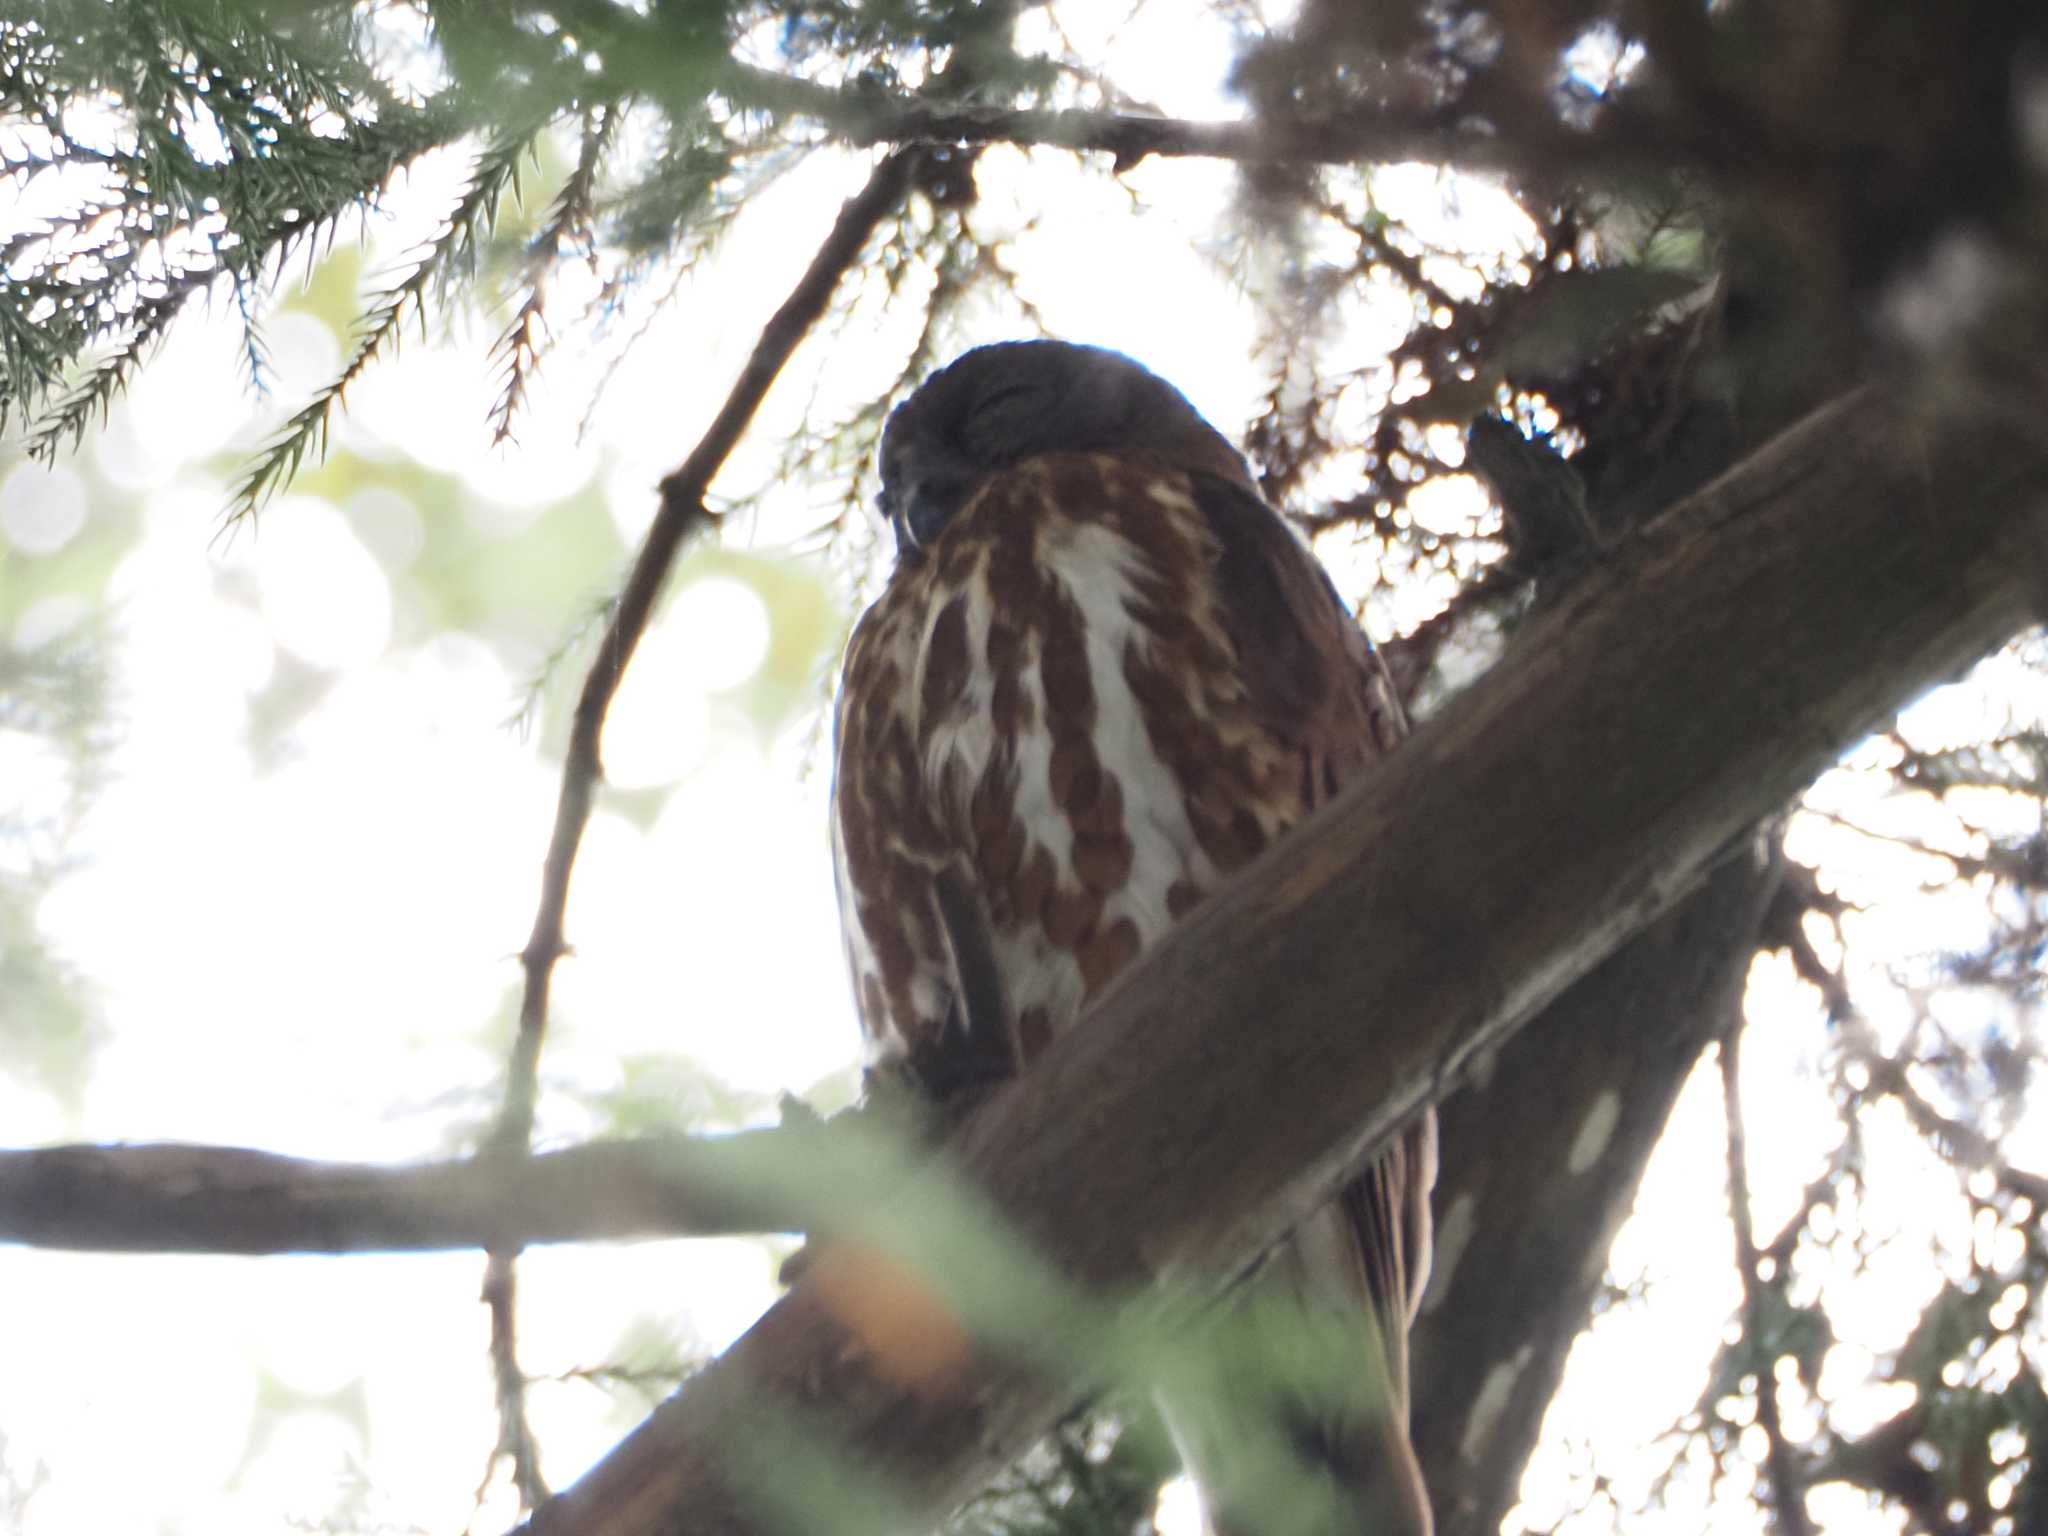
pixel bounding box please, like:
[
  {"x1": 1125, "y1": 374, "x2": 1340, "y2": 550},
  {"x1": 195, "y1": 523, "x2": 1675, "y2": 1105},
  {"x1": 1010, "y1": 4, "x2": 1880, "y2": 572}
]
[
  {"x1": 1159, "y1": 1203, "x2": 1434, "y2": 1536},
  {"x1": 1163, "y1": 1355, "x2": 1433, "y2": 1536}
]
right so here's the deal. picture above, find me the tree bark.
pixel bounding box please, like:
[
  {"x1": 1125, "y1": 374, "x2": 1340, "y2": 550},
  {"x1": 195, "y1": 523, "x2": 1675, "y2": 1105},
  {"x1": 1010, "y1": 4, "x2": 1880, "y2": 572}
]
[
  {"x1": 516, "y1": 377, "x2": 2048, "y2": 1536},
  {"x1": 0, "y1": 1129, "x2": 888, "y2": 1253},
  {"x1": 1411, "y1": 841, "x2": 1786, "y2": 1536}
]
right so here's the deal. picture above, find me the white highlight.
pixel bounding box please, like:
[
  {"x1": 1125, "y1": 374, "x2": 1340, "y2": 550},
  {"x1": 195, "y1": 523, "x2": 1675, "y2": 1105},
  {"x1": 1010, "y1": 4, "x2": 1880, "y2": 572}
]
[
  {"x1": 1460, "y1": 1344, "x2": 1534, "y2": 1468},
  {"x1": 0, "y1": 462, "x2": 87, "y2": 554},
  {"x1": 1153, "y1": 1474, "x2": 1204, "y2": 1536},
  {"x1": 1418, "y1": 1191, "x2": 1476, "y2": 1317},
  {"x1": 669, "y1": 575, "x2": 772, "y2": 692},
  {"x1": 253, "y1": 495, "x2": 391, "y2": 670},
  {"x1": 1568, "y1": 1089, "x2": 1623, "y2": 1175},
  {"x1": 919, "y1": 568, "x2": 1003, "y2": 834}
]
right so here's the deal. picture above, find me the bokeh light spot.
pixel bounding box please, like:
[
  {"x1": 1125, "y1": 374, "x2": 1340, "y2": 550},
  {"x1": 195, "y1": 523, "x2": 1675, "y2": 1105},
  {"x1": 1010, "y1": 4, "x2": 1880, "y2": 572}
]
[
  {"x1": 667, "y1": 574, "x2": 772, "y2": 692},
  {"x1": 0, "y1": 462, "x2": 87, "y2": 554},
  {"x1": 253, "y1": 496, "x2": 393, "y2": 669}
]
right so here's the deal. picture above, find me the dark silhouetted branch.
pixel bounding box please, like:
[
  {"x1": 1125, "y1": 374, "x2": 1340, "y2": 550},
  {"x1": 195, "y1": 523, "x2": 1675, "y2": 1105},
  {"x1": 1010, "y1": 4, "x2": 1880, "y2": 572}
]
[
  {"x1": 478, "y1": 147, "x2": 922, "y2": 1511},
  {"x1": 497, "y1": 147, "x2": 923, "y2": 1162},
  {"x1": 1722, "y1": 1016, "x2": 1816, "y2": 1536}
]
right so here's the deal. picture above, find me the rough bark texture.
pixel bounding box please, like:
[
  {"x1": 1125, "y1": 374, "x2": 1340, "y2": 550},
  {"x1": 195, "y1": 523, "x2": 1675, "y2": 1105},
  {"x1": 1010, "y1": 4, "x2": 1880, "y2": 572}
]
[
  {"x1": 1411, "y1": 842, "x2": 1787, "y2": 1536},
  {"x1": 515, "y1": 380, "x2": 2048, "y2": 1536}
]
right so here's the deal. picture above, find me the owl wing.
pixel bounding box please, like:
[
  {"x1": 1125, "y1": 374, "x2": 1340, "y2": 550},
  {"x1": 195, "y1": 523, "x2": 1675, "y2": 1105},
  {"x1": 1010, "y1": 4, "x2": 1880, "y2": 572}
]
[
  {"x1": 832, "y1": 455, "x2": 1435, "y2": 1533},
  {"x1": 1185, "y1": 471, "x2": 1436, "y2": 1392},
  {"x1": 830, "y1": 564, "x2": 1012, "y2": 1101}
]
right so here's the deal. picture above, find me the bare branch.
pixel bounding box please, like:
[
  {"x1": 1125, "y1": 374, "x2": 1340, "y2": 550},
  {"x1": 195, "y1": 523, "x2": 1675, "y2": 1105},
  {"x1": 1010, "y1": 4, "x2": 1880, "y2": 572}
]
[
  {"x1": 1721, "y1": 1018, "x2": 1816, "y2": 1536},
  {"x1": 719, "y1": 61, "x2": 1703, "y2": 182},
  {"x1": 482, "y1": 1252, "x2": 554, "y2": 1509},
  {"x1": 475, "y1": 146, "x2": 923, "y2": 1507},
  {"x1": 0, "y1": 1127, "x2": 892, "y2": 1253},
  {"x1": 492, "y1": 147, "x2": 923, "y2": 1163},
  {"x1": 1857, "y1": 1049, "x2": 2048, "y2": 1208}
]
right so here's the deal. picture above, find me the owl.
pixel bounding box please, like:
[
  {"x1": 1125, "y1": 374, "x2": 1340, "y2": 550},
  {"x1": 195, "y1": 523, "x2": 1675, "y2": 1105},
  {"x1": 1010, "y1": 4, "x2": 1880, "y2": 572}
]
[{"x1": 830, "y1": 340, "x2": 1436, "y2": 1536}]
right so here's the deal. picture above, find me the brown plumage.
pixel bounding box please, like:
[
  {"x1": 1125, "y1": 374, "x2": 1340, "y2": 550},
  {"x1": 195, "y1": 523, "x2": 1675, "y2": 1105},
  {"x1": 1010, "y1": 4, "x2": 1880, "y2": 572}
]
[{"x1": 830, "y1": 341, "x2": 1436, "y2": 1535}]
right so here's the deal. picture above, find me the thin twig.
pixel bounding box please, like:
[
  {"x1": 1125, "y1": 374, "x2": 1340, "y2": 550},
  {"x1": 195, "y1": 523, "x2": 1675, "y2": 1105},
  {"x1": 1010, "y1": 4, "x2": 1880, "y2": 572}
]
[
  {"x1": 491, "y1": 146, "x2": 922, "y2": 1162},
  {"x1": 475, "y1": 144, "x2": 924, "y2": 1517},
  {"x1": 722, "y1": 58, "x2": 1846, "y2": 203},
  {"x1": 481, "y1": 1251, "x2": 553, "y2": 1509},
  {"x1": 1855, "y1": 1049, "x2": 2048, "y2": 1207},
  {"x1": 1720, "y1": 1021, "x2": 1816, "y2": 1536}
]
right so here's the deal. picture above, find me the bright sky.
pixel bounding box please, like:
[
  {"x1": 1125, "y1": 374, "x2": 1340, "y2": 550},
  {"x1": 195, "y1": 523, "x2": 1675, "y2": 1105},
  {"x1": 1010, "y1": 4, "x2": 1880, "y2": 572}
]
[{"x1": 0, "y1": 5, "x2": 2041, "y2": 1535}]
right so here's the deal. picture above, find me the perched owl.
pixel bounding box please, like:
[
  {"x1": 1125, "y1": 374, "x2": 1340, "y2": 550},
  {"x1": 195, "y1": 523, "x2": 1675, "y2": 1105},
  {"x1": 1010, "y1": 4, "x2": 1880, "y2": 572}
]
[{"x1": 830, "y1": 340, "x2": 1437, "y2": 1536}]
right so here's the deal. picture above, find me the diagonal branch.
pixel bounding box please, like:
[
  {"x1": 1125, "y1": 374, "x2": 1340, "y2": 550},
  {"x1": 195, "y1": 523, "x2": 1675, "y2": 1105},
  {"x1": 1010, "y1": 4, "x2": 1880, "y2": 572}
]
[
  {"x1": 515, "y1": 377, "x2": 2048, "y2": 1536},
  {"x1": 479, "y1": 143, "x2": 923, "y2": 1512},
  {"x1": 492, "y1": 146, "x2": 924, "y2": 1162}
]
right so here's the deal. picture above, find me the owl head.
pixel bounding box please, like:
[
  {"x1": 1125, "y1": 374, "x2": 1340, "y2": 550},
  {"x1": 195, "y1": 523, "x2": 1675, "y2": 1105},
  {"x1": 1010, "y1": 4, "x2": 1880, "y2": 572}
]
[{"x1": 877, "y1": 340, "x2": 1254, "y2": 552}]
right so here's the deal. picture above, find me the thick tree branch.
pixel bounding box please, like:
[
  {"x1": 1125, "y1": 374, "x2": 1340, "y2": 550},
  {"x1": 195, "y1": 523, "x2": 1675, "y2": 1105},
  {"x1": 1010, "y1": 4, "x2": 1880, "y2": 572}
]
[
  {"x1": 0, "y1": 1128, "x2": 890, "y2": 1253},
  {"x1": 516, "y1": 377, "x2": 2048, "y2": 1536},
  {"x1": 1414, "y1": 839, "x2": 1787, "y2": 1536}
]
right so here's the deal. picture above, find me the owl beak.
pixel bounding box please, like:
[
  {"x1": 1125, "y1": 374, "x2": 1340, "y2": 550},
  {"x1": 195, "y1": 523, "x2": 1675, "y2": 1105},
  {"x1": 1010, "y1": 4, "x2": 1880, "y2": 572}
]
[
  {"x1": 884, "y1": 467, "x2": 979, "y2": 553},
  {"x1": 878, "y1": 485, "x2": 916, "y2": 551}
]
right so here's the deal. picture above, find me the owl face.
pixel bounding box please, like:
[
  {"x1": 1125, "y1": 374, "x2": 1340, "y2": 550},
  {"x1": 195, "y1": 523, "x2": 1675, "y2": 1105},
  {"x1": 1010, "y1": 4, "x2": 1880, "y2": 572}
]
[{"x1": 876, "y1": 340, "x2": 1235, "y2": 552}]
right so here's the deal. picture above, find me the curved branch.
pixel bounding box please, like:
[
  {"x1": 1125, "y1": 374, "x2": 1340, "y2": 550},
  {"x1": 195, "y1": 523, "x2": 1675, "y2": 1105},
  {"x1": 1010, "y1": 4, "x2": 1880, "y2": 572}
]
[
  {"x1": 495, "y1": 146, "x2": 923, "y2": 1159},
  {"x1": 476, "y1": 144, "x2": 922, "y2": 1511}
]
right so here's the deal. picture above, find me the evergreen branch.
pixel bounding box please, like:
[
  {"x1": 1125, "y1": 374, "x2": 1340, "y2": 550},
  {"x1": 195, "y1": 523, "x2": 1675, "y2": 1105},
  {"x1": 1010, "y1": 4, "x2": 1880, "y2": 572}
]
[
  {"x1": 1891, "y1": 730, "x2": 2048, "y2": 794},
  {"x1": 713, "y1": 60, "x2": 1706, "y2": 179},
  {"x1": 571, "y1": 247, "x2": 699, "y2": 448},
  {"x1": 489, "y1": 103, "x2": 619, "y2": 447},
  {"x1": 2, "y1": 2, "x2": 450, "y2": 448},
  {"x1": 569, "y1": 132, "x2": 789, "y2": 443},
  {"x1": 223, "y1": 123, "x2": 545, "y2": 525},
  {"x1": 10, "y1": 110, "x2": 464, "y2": 461},
  {"x1": 1855, "y1": 1049, "x2": 2048, "y2": 1208},
  {"x1": 541, "y1": 1363, "x2": 698, "y2": 1399}
]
